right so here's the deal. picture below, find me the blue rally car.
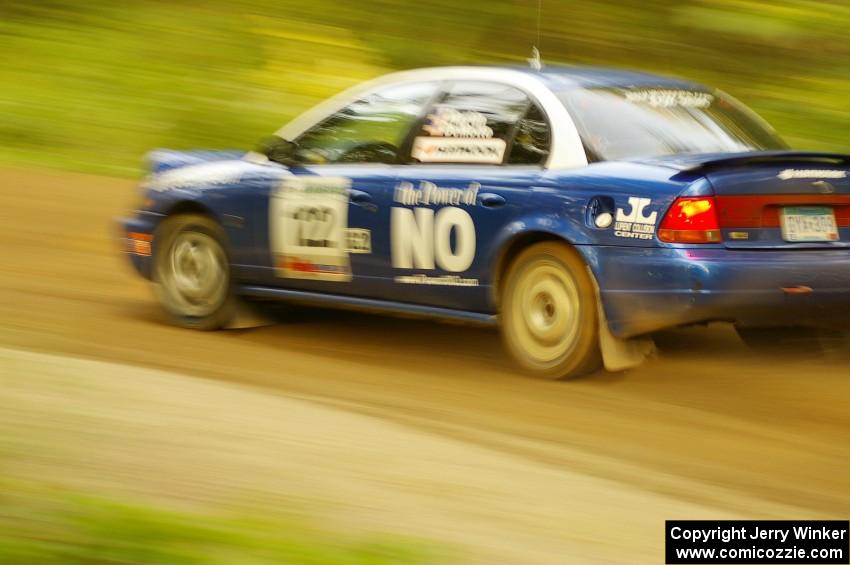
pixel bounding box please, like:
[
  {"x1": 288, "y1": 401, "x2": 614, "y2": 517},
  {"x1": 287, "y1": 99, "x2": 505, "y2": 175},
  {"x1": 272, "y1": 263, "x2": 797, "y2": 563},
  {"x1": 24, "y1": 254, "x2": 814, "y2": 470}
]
[{"x1": 120, "y1": 65, "x2": 850, "y2": 379}]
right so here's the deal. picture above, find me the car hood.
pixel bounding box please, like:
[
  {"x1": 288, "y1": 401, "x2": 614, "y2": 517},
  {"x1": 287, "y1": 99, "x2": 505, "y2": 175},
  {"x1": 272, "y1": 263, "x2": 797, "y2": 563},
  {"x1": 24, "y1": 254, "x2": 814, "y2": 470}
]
[
  {"x1": 142, "y1": 149, "x2": 287, "y2": 193},
  {"x1": 145, "y1": 149, "x2": 248, "y2": 174}
]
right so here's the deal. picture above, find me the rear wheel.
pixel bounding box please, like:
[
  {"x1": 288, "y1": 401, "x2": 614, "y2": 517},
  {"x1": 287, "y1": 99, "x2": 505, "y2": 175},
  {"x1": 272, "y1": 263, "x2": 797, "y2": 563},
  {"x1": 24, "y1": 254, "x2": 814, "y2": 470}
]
[
  {"x1": 152, "y1": 213, "x2": 235, "y2": 330},
  {"x1": 500, "y1": 242, "x2": 601, "y2": 379}
]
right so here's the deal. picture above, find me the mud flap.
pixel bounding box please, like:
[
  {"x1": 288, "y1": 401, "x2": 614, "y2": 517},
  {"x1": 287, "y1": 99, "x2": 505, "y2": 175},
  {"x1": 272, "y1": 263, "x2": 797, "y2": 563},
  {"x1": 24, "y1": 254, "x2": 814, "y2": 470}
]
[
  {"x1": 225, "y1": 297, "x2": 275, "y2": 329},
  {"x1": 588, "y1": 268, "x2": 656, "y2": 372},
  {"x1": 597, "y1": 302, "x2": 656, "y2": 371}
]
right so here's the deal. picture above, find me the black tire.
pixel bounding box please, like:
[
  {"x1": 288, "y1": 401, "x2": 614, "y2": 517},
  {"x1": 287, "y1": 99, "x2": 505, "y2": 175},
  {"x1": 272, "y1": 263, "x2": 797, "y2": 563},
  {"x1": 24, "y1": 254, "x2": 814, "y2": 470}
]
[
  {"x1": 500, "y1": 242, "x2": 602, "y2": 379},
  {"x1": 152, "y1": 213, "x2": 235, "y2": 330}
]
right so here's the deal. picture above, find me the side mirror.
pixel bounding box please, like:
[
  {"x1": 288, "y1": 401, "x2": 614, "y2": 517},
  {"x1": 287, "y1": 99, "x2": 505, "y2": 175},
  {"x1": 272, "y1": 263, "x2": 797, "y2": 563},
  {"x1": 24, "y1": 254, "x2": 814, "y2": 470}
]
[{"x1": 256, "y1": 136, "x2": 298, "y2": 166}]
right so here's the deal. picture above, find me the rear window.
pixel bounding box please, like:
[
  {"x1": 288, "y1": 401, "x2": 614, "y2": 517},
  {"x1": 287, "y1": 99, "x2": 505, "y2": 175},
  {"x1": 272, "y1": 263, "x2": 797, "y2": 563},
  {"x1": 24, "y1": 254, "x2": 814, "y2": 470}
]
[{"x1": 559, "y1": 88, "x2": 787, "y2": 162}]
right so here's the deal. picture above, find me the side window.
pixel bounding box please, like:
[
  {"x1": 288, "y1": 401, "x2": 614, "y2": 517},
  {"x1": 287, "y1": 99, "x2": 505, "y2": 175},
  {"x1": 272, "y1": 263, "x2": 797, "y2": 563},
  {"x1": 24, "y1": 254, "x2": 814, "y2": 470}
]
[
  {"x1": 294, "y1": 82, "x2": 438, "y2": 165},
  {"x1": 507, "y1": 104, "x2": 551, "y2": 165},
  {"x1": 409, "y1": 81, "x2": 531, "y2": 165}
]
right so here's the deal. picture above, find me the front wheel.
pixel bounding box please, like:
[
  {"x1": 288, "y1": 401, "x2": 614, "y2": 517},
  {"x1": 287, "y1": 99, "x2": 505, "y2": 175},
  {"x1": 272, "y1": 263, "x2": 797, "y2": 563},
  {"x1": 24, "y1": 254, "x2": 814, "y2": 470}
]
[
  {"x1": 500, "y1": 242, "x2": 602, "y2": 379},
  {"x1": 152, "y1": 213, "x2": 235, "y2": 330}
]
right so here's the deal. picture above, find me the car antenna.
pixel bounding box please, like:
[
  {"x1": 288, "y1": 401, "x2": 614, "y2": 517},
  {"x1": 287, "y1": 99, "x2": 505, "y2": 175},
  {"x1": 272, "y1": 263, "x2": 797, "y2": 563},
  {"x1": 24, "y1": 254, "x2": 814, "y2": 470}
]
[
  {"x1": 528, "y1": 0, "x2": 544, "y2": 71},
  {"x1": 528, "y1": 46, "x2": 543, "y2": 71}
]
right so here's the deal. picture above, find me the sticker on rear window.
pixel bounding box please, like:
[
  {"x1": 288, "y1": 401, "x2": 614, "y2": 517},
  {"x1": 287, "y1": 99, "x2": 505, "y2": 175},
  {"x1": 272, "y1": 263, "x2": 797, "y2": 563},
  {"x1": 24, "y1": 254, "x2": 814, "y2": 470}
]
[
  {"x1": 624, "y1": 90, "x2": 713, "y2": 109},
  {"x1": 777, "y1": 169, "x2": 847, "y2": 180}
]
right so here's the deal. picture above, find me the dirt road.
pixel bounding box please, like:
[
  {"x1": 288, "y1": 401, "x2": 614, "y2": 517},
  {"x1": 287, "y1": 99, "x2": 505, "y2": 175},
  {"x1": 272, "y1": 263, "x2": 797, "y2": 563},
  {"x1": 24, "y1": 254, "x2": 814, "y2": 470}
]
[{"x1": 2, "y1": 167, "x2": 849, "y2": 563}]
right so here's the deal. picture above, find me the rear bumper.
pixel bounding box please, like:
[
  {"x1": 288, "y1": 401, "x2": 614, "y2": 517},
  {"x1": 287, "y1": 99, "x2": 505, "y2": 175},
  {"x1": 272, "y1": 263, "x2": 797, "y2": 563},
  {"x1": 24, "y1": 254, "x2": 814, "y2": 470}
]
[
  {"x1": 588, "y1": 246, "x2": 850, "y2": 337},
  {"x1": 116, "y1": 212, "x2": 163, "y2": 280}
]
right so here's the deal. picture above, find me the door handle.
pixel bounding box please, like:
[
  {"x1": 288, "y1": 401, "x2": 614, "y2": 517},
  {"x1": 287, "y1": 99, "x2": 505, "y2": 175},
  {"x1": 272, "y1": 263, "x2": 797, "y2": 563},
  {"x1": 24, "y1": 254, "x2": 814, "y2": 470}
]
[
  {"x1": 478, "y1": 193, "x2": 506, "y2": 208},
  {"x1": 350, "y1": 189, "x2": 373, "y2": 204}
]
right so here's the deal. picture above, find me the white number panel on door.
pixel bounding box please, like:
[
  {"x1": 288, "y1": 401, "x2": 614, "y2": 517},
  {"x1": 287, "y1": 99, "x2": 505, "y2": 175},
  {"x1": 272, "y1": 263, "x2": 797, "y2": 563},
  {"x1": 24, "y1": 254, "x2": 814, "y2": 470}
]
[{"x1": 270, "y1": 176, "x2": 352, "y2": 282}]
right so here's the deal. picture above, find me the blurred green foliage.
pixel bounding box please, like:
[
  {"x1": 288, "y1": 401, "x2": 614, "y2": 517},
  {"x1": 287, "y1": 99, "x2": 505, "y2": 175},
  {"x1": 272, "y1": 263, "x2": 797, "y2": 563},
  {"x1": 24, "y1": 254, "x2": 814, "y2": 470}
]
[
  {"x1": 0, "y1": 482, "x2": 444, "y2": 565},
  {"x1": 1, "y1": 0, "x2": 849, "y2": 176}
]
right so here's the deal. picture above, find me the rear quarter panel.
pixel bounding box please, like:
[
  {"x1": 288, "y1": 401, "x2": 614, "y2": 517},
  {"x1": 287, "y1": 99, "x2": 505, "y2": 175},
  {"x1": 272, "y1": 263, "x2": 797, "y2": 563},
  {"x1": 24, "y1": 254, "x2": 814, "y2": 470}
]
[
  {"x1": 483, "y1": 162, "x2": 694, "y2": 314},
  {"x1": 537, "y1": 161, "x2": 695, "y2": 249}
]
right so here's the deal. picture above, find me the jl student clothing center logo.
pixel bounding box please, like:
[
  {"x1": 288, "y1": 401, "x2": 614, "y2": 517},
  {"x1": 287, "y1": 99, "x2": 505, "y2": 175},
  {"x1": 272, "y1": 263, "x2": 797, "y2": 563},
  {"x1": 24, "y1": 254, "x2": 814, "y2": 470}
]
[{"x1": 615, "y1": 197, "x2": 658, "y2": 240}]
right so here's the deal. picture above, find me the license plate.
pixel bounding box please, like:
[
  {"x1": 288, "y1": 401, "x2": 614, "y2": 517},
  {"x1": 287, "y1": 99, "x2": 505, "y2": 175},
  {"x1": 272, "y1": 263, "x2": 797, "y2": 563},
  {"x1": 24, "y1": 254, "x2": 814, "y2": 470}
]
[{"x1": 780, "y1": 206, "x2": 839, "y2": 242}]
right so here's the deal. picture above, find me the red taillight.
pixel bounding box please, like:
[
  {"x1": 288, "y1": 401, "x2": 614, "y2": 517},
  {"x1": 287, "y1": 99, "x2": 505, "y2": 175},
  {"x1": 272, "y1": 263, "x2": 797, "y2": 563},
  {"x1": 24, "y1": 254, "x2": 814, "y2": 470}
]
[{"x1": 658, "y1": 197, "x2": 722, "y2": 243}]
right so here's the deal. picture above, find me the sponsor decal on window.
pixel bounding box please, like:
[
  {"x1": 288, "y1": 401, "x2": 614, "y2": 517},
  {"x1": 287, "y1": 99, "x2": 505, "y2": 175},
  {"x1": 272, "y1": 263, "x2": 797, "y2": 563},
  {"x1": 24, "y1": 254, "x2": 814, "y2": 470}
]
[
  {"x1": 777, "y1": 169, "x2": 847, "y2": 180},
  {"x1": 422, "y1": 108, "x2": 494, "y2": 138},
  {"x1": 411, "y1": 137, "x2": 506, "y2": 164},
  {"x1": 411, "y1": 108, "x2": 506, "y2": 165},
  {"x1": 624, "y1": 89, "x2": 714, "y2": 109}
]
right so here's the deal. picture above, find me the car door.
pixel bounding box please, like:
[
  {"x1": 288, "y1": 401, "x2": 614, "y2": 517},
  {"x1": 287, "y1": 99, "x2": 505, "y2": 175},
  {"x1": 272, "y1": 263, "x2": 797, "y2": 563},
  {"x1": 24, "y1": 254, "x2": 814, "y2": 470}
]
[
  {"x1": 260, "y1": 81, "x2": 439, "y2": 299},
  {"x1": 384, "y1": 80, "x2": 553, "y2": 312}
]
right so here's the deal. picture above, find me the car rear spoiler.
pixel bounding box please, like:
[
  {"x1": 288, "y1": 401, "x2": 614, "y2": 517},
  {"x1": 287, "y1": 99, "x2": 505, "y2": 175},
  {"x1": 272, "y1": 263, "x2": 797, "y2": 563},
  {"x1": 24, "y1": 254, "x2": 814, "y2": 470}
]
[{"x1": 641, "y1": 151, "x2": 850, "y2": 174}]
